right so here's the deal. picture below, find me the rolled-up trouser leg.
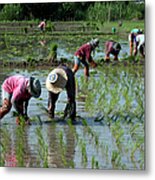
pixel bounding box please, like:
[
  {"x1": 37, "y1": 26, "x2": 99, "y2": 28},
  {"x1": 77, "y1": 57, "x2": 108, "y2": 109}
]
[
  {"x1": 72, "y1": 56, "x2": 81, "y2": 74},
  {"x1": 0, "y1": 99, "x2": 12, "y2": 119}
]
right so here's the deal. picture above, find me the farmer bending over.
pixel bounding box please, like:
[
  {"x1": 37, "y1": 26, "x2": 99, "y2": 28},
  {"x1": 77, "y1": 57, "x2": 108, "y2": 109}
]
[
  {"x1": 72, "y1": 38, "x2": 99, "y2": 80},
  {"x1": 128, "y1": 28, "x2": 142, "y2": 56},
  {"x1": 46, "y1": 65, "x2": 76, "y2": 121},
  {"x1": 0, "y1": 75, "x2": 41, "y2": 125},
  {"x1": 136, "y1": 34, "x2": 145, "y2": 58},
  {"x1": 105, "y1": 40, "x2": 121, "y2": 61}
]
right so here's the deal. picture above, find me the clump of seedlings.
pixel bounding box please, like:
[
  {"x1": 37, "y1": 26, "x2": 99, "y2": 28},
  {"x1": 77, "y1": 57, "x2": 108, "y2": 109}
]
[
  {"x1": 47, "y1": 43, "x2": 58, "y2": 64},
  {"x1": 35, "y1": 127, "x2": 49, "y2": 168},
  {"x1": 0, "y1": 128, "x2": 11, "y2": 166}
]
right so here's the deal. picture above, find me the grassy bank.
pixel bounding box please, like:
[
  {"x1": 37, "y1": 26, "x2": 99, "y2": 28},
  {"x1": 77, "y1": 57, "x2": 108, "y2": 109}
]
[{"x1": 0, "y1": 20, "x2": 144, "y2": 35}]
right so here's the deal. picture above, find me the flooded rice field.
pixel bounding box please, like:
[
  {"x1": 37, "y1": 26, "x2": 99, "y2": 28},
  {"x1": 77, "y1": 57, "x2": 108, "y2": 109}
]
[
  {"x1": 0, "y1": 33, "x2": 129, "y2": 63},
  {"x1": 0, "y1": 63, "x2": 145, "y2": 170}
]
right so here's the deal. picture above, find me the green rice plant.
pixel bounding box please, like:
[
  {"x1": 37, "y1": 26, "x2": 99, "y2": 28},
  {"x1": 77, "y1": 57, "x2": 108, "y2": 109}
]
[
  {"x1": 35, "y1": 127, "x2": 48, "y2": 168},
  {"x1": 80, "y1": 65, "x2": 144, "y2": 126},
  {"x1": 110, "y1": 121, "x2": 124, "y2": 151},
  {"x1": 47, "y1": 43, "x2": 58, "y2": 63},
  {"x1": 91, "y1": 156, "x2": 99, "y2": 169},
  {"x1": 57, "y1": 130, "x2": 67, "y2": 167},
  {"x1": 111, "y1": 150, "x2": 122, "y2": 169},
  {"x1": 78, "y1": 139, "x2": 88, "y2": 168},
  {"x1": 0, "y1": 128, "x2": 11, "y2": 166},
  {"x1": 4, "y1": 33, "x2": 9, "y2": 49},
  {"x1": 15, "y1": 126, "x2": 26, "y2": 167},
  {"x1": 81, "y1": 118, "x2": 88, "y2": 126},
  {"x1": 81, "y1": 141, "x2": 88, "y2": 167},
  {"x1": 67, "y1": 119, "x2": 78, "y2": 140}
]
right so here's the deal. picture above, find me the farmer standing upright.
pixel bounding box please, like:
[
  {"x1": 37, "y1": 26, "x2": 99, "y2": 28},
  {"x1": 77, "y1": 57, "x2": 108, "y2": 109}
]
[
  {"x1": 72, "y1": 38, "x2": 99, "y2": 80},
  {"x1": 0, "y1": 75, "x2": 41, "y2": 124},
  {"x1": 38, "y1": 19, "x2": 46, "y2": 32}
]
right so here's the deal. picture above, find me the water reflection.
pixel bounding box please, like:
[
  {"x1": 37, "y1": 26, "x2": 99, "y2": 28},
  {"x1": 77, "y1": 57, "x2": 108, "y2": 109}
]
[{"x1": 0, "y1": 65, "x2": 144, "y2": 169}]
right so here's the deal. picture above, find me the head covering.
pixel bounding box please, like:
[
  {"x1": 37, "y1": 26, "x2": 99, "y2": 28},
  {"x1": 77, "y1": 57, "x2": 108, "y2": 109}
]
[
  {"x1": 46, "y1": 68, "x2": 68, "y2": 94},
  {"x1": 28, "y1": 77, "x2": 41, "y2": 98},
  {"x1": 139, "y1": 29, "x2": 143, "y2": 34},
  {"x1": 89, "y1": 38, "x2": 99, "y2": 48},
  {"x1": 113, "y1": 42, "x2": 121, "y2": 51}
]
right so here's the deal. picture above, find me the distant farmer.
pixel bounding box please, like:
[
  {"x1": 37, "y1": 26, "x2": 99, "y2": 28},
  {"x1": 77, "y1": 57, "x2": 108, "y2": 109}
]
[
  {"x1": 46, "y1": 65, "x2": 76, "y2": 121},
  {"x1": 118, "y1": 20, "x2": 123, "y2": 27},
  {"x1": 128, "y1": 28, "x2": 142, "y2": 56},
  {"x1": 105, "y1": 40, "x2": 121, "y2": 61},
  {"x1": 112, "y1": 27, "x2": 116, "y2": 34},
  {"x1": 72, "y1": 38, "x2": 99, "y2": 80},
  {"x1": 0, "y1": 75, "x2": 41, "y2": 125},
  {"x1": 136, "y1": 34, "x2": 145, "y2": 58},
  {"x1": 38, "y1": 19, "x2": 46, "y2": 32}
]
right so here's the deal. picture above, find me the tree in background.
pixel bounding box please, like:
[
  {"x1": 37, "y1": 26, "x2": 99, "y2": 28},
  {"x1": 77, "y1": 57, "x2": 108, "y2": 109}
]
[
  {"x1": 0, "y1": 4, "x2": 23, "y2": 21},
  {"x1": 86, "y1": 1, "x2": 144, "y2": 22},
  {"x1": 0, "y1": 1, "x2": 144, "y2": 22}
]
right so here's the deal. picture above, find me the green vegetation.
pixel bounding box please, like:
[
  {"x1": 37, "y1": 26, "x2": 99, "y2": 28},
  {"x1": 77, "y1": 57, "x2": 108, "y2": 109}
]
[
  {"x1": 79, "y1": 65, "x2": 144, "y2": 124},
  {"x1": 0, "y1": 1, "x2": 145, "y2": 170},
  {"x1": 47, "y1": 43, "x2": 58, "y2": 63},
  {"x1": 0, "y1": 1, "x2": 144, "y2": 21}
]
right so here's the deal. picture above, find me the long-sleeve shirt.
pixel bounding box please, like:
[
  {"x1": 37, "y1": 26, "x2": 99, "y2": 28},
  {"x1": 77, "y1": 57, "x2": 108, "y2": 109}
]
[
  {"x1": 2, "y1": 75, "x2": 31, "y2": 103},
  {"x1": 48, "y1": 65, "x2": 76, "y2": 119},
  {"x1": 105, "y1": 41, "x2": 120, "y2": 55},
  {"x1": 74, "y1": 43, "x2": 93, "y2": 63},
  {"x1": 38, "y1": 21, "x2": 46, "y2": 28}
]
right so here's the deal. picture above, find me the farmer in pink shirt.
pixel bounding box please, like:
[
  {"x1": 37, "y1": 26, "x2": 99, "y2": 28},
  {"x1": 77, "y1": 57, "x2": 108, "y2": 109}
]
[
  {"x1": 105, "y1": 40, "x2": 121, "y2": 61},
  {"x1": 38, "y1": 19, "x2": 46, "y2": 32},
  {"x1": 72, "y1": 38, "x2": 99, "y2": 80},
  {"x1": 0, "y1": 75, "x2": 41, "y2": 124}
]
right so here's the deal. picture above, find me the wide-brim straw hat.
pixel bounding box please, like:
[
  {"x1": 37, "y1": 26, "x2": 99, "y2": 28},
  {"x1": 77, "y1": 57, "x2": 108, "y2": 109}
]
[
  {"x1": 46, "y1": 68, "x2": 68, "y2": 94},
  {"x1": 29, "y1": 77, "x2": 41, "y2": 98}
]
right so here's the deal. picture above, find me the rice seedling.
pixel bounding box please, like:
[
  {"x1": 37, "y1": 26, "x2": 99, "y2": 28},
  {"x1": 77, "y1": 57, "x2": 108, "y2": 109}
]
[
  {"x1": 15, "y1": 126, "x2": 26, "y2": 167},
  {"x1": 111, "y1": 150, "x2": 122, "y2": 169},
  {"x1": 35, "y1": 127, "x2": 48, "y2": 168},
  {"x1": 91, "y1": 155, "x2": 100, "y2": 169},
  {"x1": 57, "y1": 130, "x2": 68, "y2": 167},
  {"x1": 0, "y1": 127, "x2": 11, "y2": 166}
]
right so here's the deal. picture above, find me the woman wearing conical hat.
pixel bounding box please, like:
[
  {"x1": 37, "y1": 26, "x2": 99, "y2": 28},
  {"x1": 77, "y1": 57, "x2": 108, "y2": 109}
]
[{"x1": 46, "y1": 64, "x2": 76, "y2": 122}]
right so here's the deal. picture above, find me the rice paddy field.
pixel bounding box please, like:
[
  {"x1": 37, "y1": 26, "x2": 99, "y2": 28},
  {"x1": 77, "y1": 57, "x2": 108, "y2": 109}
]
[{"x1": 0, "y1": 21, "x2": 145, "y2": 170}]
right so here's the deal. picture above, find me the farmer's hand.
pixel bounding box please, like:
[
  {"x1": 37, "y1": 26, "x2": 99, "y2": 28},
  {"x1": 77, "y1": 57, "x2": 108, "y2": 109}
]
[
  {"x1": 90, "y1": 60, "x2": 97, "y2": 68},
  {"x1": 16, "y1": 115, "x2": 31, "y2": 125}
]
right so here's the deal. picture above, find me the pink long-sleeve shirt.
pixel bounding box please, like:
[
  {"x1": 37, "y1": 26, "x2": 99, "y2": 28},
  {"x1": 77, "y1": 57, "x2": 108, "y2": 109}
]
[
  {"x1": 2, "y1": 75, "x2": 31, "y2": 102},
  {"x1": 74, "y1": 43, "x2": 93, "y2": 63},
  {"x1": 105, "y1": 41, "x2": 120, "y2": 56},
  {"x1": 38, "y1": 21, "x2": 46, "y2": 28}
]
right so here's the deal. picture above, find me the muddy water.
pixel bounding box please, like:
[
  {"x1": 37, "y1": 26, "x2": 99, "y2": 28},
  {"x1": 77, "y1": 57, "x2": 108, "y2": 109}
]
[{"x1": 0, "y1": 65, "x2": 144, "y2": 170}]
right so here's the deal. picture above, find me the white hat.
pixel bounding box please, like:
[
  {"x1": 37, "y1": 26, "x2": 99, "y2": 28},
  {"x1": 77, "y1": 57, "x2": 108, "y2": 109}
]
[
  {"x1": 46, "y1": 68, "x2": 68, "y2": 94},
  {"x1": 29, "y1": 77, "x2": 41, "y2": 98},
  {"x1": 90, "y1": 38, "x2": 99, "y2": 48}
]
